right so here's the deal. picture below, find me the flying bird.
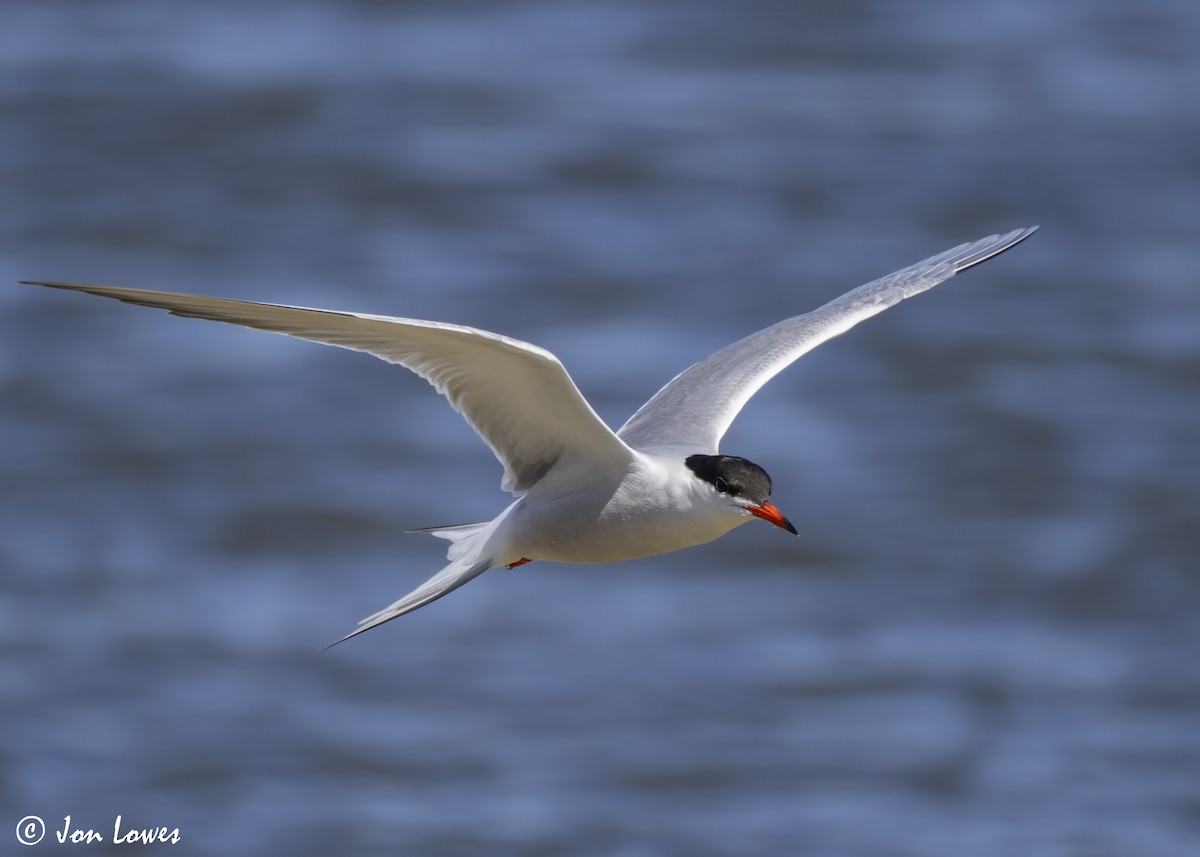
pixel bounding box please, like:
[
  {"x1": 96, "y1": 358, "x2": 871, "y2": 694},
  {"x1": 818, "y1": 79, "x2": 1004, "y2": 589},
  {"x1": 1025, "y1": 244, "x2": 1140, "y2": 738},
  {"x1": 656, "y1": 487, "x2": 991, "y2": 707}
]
[{"x1": 24, "y1": 226, "x2": 1036, "y2": 644}]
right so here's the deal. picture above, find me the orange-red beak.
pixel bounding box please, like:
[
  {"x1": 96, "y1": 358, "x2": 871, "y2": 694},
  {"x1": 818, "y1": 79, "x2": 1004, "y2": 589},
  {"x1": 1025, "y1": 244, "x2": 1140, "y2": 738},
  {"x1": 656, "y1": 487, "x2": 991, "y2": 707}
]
[{"x1": 748, "y1": 500, "x2": 797, "y2": 535}]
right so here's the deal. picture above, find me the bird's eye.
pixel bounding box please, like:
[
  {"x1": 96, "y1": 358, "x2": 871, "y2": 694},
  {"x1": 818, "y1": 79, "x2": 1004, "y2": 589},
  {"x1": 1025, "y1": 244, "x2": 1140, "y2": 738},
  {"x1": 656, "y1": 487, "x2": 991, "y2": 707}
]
[{"x1": 715, "y1": 477, "x2": 741, "y2": 496}]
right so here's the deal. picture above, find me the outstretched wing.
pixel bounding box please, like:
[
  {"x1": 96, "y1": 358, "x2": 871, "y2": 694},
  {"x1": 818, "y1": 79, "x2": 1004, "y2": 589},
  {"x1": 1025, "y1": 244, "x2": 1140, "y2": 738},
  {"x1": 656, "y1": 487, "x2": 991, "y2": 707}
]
[
  {"x1": 617, "y1": 227, "x2": 1037, "y2": 454},
  {"x1": 25, "y1": 282, "x2": 634, "y2": 493}
]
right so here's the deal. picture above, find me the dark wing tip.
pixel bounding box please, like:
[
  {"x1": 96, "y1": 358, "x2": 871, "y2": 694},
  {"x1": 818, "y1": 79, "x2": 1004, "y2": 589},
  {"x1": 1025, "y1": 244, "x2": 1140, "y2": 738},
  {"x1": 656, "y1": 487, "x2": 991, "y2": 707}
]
[
  {"x1": 952, "y1": 225, "x2": 1039, "y2": 274},
  {"x1": 20, "y1": 280, "x2": 100, "y2": 288}
]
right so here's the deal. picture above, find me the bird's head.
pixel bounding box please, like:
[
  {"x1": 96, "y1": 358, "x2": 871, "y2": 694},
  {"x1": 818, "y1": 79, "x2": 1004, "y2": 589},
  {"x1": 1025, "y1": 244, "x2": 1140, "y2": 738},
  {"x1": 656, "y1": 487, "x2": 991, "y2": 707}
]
[{"x1": 684, "y1": 454, "x2": 797, "y2": 535}]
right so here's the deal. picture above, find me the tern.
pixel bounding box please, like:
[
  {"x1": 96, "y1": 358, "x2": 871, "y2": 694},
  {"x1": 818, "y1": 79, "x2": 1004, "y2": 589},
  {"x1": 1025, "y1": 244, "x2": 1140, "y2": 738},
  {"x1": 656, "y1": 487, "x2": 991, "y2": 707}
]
[{"x1": 25, "y1": 226, "x2": 1036, "y2": 644}]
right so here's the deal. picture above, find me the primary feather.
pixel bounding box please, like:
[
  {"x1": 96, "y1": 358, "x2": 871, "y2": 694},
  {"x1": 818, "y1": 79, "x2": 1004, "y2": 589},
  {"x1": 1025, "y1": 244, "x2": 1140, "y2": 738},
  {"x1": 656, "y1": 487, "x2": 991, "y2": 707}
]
[
  {"x1": 617, "y1": 227, "x2": 1037, "y2": 453},
  {"x1": 21, "y1": 283, "x2": 633, "y2": 494}
]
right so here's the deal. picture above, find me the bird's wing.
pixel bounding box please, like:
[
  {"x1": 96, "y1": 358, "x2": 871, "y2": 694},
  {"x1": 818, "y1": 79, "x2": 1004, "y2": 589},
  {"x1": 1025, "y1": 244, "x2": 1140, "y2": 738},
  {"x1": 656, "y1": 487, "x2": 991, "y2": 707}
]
[
  {"x1": 25, "y1": 282, "x2": 634, "y2": 493},
  {"x1": 617, "y1": 227, "x2": 1037, "y2": 453}
]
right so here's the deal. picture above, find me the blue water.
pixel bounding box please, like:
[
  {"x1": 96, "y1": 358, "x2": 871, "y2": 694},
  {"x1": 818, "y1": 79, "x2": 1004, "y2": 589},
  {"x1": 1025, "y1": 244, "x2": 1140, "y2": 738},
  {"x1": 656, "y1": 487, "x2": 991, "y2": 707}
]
[{"x1": 3, "y1": 2, "x2": 1198, "y2": 855}]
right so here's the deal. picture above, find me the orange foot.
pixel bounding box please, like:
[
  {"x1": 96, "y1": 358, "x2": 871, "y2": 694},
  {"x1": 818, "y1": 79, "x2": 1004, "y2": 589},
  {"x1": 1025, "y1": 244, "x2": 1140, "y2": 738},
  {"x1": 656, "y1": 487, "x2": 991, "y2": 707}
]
[{"x1": 506, "y1": 557, "x2": 533, "y2": 569}]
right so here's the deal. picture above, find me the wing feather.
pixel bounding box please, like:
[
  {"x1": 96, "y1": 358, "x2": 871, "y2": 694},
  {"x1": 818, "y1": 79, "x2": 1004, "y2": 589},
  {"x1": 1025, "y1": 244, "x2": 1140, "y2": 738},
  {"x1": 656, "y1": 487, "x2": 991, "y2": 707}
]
[
  {"x1": 617, "y1": 227, "x2": 1037, "y2": 453},
  {"x1": 24, "y1": 282, "x2": 633, "y2": 493}
]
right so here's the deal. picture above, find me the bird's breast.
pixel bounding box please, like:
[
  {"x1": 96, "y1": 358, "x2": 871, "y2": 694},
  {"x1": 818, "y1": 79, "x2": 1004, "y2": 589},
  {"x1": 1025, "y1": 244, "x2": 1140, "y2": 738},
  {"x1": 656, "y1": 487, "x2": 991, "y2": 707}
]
[{"x1": 499, "y1": 473, "x2": 747, "y2": 565}]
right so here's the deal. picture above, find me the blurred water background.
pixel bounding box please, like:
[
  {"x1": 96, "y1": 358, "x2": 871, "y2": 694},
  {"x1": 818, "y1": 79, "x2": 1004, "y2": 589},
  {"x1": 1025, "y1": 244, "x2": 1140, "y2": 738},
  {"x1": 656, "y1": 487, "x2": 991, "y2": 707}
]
[{"x1": 2, "y1": 1, "x2": 1198, "y2": 855}]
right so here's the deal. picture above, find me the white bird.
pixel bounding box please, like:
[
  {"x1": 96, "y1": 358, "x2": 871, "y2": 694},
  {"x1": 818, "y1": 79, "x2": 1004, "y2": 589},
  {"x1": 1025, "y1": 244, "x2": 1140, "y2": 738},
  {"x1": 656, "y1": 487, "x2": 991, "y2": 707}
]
[{"x1": 25, "y1": 226, "x2": 1036, "y2": 645}]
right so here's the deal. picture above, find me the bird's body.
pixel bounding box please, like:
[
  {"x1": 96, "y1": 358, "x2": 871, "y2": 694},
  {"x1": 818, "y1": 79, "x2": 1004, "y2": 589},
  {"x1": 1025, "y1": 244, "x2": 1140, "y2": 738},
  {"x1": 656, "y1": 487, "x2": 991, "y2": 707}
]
[
  {"x1": 24, "y1": 226, "x2": 1037, "y2": 644},
  {"x1": 489, "y1": 454, "x2": 749, "y2": 565}
]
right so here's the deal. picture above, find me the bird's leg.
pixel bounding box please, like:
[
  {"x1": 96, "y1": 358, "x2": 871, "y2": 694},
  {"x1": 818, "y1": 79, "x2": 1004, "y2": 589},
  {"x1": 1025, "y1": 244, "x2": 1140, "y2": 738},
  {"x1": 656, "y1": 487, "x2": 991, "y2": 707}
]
[{"x1": 506, "y1": 557, "x2": 533, "y2": 570}]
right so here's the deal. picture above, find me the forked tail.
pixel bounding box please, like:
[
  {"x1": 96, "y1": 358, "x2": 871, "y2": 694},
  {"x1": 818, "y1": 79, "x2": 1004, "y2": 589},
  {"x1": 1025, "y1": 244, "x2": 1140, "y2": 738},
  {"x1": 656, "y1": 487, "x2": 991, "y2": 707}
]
[
  {"x1": 322, "y1": 521, "x2": 497, "y2": 649},
  {"x1": 409, "y1": 521, "x2": 494, "y2": 562},
  {"x1": 322, "y1": 556, "x2": 494, "y2": 649}
]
